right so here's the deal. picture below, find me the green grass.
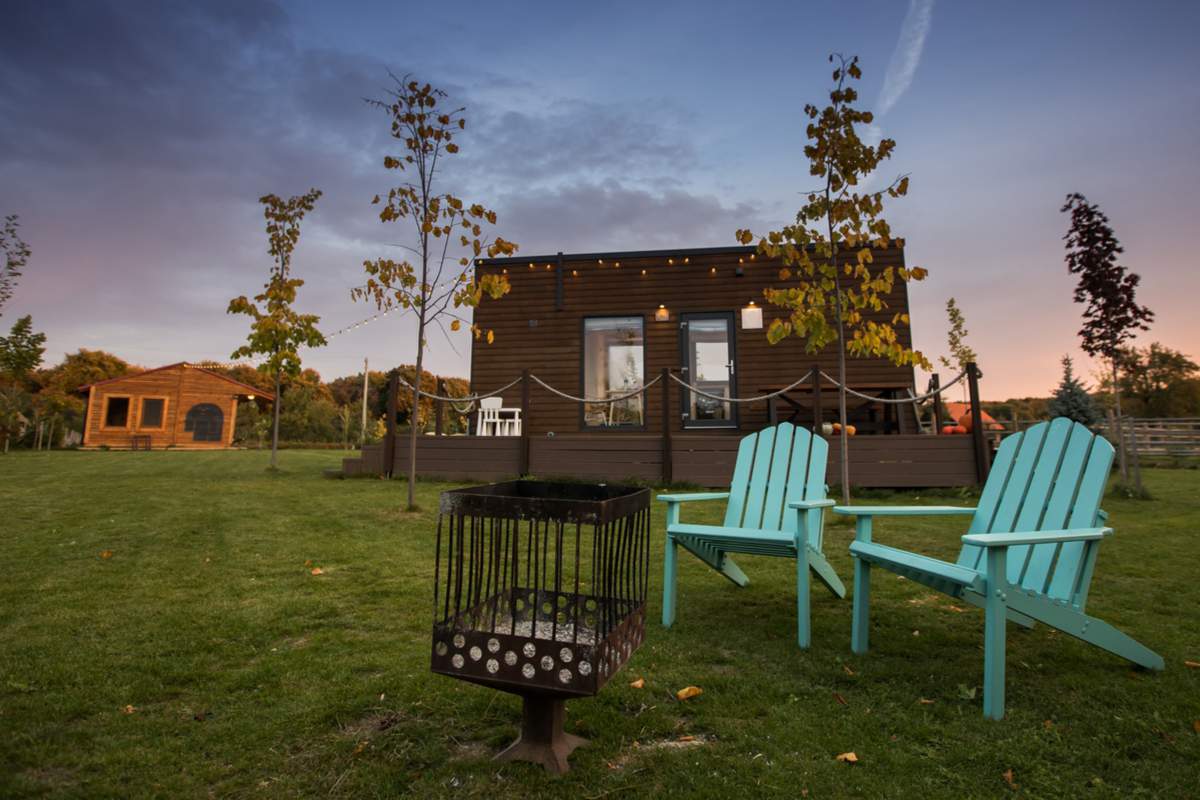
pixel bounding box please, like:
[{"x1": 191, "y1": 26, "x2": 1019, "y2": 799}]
[{"x1": 1, "y1": 451, "x2": 1197, "y2": 799}]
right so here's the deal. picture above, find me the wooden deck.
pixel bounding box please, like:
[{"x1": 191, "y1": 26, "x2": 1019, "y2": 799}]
[{"x1": 344, "y1": 432, "x2": 980, "y2": 488}]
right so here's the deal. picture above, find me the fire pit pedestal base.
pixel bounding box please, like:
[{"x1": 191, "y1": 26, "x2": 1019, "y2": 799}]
[{"x1": 495, "y1": 695, "x2": 588, "y2": 774}]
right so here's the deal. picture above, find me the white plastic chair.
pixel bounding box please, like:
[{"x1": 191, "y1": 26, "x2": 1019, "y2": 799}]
[{"x1": 477, "y1": 397, "x2": 502, "y2": 436}]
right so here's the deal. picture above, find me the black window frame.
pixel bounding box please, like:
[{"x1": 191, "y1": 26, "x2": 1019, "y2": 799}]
[
  {"x1": 102, "y1": 396, "x2": 131, "y2": 429},
  {"x1": 578, "y1": 314, "x2": 647, "y2": 432}
]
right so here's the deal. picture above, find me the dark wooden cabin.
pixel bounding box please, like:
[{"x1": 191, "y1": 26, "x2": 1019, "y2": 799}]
[
  {"x1": 344, "y1": 244, "x2": 986, "y2": 488},
  {"x1": 78, "y1": 363, "x2": 272, "y2": 450},
  {"x1": 470, "y1": 245, "x2": 918, "y2": 436}
]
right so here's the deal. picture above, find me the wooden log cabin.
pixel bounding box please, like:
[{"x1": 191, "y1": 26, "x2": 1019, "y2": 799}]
[
  {"x1": 78, "y1": 363, "x2": 272, "y2": 450},
  {"x1": 345, "y1": 244, "x2": 986, "y2": 488}
]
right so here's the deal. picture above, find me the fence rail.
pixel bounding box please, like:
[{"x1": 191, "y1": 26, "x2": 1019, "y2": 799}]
[{"x1": 1113, "y1": 417, "x2": 1200, "y2": 457}]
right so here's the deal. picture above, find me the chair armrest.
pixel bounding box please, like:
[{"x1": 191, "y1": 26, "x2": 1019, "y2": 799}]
[
  {"x1": 833, "y1": 505, "x2": 976, "y2": 517},
  {"x1": 657, "y1": 492, "x2": 730, "y2": 504},
  {"x1": 961, "y1": 528, "x2": 1112, "y2": 547},
  {"x1": 788, "y1": 499, "x2": 836, "y2": 509}
]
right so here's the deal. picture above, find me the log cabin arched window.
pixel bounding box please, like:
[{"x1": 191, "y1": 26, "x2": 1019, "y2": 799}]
[{"x1": 184, "y1": 403, "x2": 224, "y2": 442}]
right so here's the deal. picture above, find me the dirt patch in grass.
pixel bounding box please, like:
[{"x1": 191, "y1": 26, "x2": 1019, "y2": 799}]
[{"x1": 607, "y1": 734, "x2": 713, "y2": 770}]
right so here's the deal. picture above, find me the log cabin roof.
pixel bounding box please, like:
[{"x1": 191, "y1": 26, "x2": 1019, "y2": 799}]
[{"x1": 77, "y1": 362, "x2": 275, "y2": 401}]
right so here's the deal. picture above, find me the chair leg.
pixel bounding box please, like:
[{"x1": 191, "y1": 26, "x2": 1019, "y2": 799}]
[
  {"x1": 982, "y1": 549, "x2": 1008, "y2": 720},
  {"x1": 662, "y1": 534, "x2": 678, "y2": 628},
  {"x1": 796, "y1": 543, "x2": 811, "y2": 649},
  {"x1": 851, "y1": 557, "x2": 871, "y2": 654}
]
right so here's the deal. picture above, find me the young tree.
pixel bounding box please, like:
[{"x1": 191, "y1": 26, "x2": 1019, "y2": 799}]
[
  {"x1": 735, "y1": 54, "x2": 929, "y2": 502},
  {"x1": 0, "y1": 386, "x2": 28, "y2": 453},
  {"x1": 0, "y1": 315, "x2": 47, "y2": 387},
  {"x1": 228, "y1": 190, "x2": 327, "y2": 469},
  {"x1": 1047, "y1": 355, "x2": 1100, "y2": 426},
  {"x1": 1061, "y1": 193, "x2": 1153, "y2": 486},
  {"x1": 0, "y1": 214, "x2": 32, "y2": 317},
  {"x1": 938, "y1": 298, "x2": 976, "y2": 401},
  {"x1": 354, "y1": 76, "x2": 516, "y2": 510}
]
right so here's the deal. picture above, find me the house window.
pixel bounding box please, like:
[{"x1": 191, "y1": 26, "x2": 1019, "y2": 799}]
[
  {"x1": 139, "y1": 398, "x2": 166, "y2": 429},
  {"x1": 184, "y1": 403, "x2": 224, "y2": 442},
  {"x1": 103, "y1": 396, "x2": 130, "y2": 428},
  {"x1": 583, "y1": 316, "x2": 644, "y2": 428}
]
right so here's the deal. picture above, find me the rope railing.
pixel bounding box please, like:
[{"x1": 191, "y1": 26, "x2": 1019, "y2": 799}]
[
  {"x1": 388, "y1": 366, "x2": 974, "y2": 416},
  {"x1": 529, "y1": 373, "x2": 662, "y2": 405},
  {"x1": 818, "y1": 369, "x2": 970, "y2": 404},
  {"x1": 666, "y1": 370, "x2": 815, "y2": 404}
]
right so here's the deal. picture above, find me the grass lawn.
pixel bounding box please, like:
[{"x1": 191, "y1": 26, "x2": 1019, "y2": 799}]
[{"x1": 1, "y1": 451, "x2": 1198, "y2": 798}]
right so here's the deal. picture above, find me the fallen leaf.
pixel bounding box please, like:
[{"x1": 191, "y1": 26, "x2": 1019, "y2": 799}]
[
  {"x1": 304, "y1": 559, "x2": 313, "y2": 567},
  {"x1": 379, "y1": 693, "x2": 386, "y2": 701},
  {"x1": 842, "y1": 664, "x2": 856, "y2": 677},
  {"x1": 677, "y1": 735, "x2": 695, "y2": 742},
  {"x1": 352, "y1": 740, "x2": 369, "y2": 756},
  {"x1": 1192, "y1": 720, "x2": 1199, "y2": 734},
  {"x1": 121, "y1": 704, "x2": 136, "y2": 715},
  {"x1": 629, "y1": 678, "x2": 645, "y2": 689},
  {"x1": 912, "y1": 630, "x2": 920, "y2": 637},
  {"x1": 957, "y1": 684, "x2": 978, "y2": 701},
  {"x1": 675, "y1": 686, "x2": 703, "y2": 701},
  {"x1": 310, "y1": 567, "x2": 324, "y2": 576},
  {"x1": 835, "y1": 751, "x2": 858, "y2": 764},
  {"x1": 1184, "y1": 660, "x2": 1200, "y2": 669},
  {"x1": 833, "y1": 692, "x2": 848, "y2": 706},
  {"x1": 1002, "y1": 768, "x2": 1018, "y2": 789},
  {"x1": 100, "y1": 550, "x2": 113, "y2": 560},
  {"x1": 918, "y1": 698, "x2": 935, "y2": 705},
  {"x1": 946, "y1": 605, "x2": 966, "y2": 613},
  {"x1": 1043, "y1": 719, "x2": 1054, "y2": 731}
]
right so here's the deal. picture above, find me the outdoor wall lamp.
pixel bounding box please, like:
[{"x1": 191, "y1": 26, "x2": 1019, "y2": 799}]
[
  {"x1": 741, "y1": 301, "x2": 762, "y2": 329},
  {"x1": 655, "y1": 305, "x2": 670, "y2": 322}
]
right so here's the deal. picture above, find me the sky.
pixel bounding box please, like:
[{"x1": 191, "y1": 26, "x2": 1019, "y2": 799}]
[{"x1": 1, "y1": 0, "x2": 1197, "y2": 400}]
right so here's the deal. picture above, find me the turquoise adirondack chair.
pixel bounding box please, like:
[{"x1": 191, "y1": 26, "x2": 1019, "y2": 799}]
[
  {"x1": 661, "y1": 422, "x2": 846, "y2": 648},
  {"x1": 837, "y1": 418, "x2": 1164, "y2": 719}
]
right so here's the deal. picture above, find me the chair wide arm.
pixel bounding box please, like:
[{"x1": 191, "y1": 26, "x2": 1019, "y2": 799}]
[
  {"x1": 962, "y1": 528, "x2": 1112, "y2": 547},
  {"x1": 834, "y1": 505, "x2": 977, "y2": 517},
  {"x1": 788, "y1": 499, "x2": 836, "y2": 510},
  {"x1": 657, "y1": 492, "x2": 730, "y2": 504}
]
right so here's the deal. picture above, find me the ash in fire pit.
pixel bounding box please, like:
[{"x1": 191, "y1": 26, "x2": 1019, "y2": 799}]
[{"x1": 432, "y1": 480, "x2": 650, "y2": 773}]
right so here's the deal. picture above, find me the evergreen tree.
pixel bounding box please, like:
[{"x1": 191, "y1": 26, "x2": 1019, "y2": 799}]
[{"x1": 1047, "y1": 355, "x2": 1100, "y2": 426}]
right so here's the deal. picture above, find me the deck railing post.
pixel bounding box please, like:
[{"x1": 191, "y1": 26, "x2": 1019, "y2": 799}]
[
  {"x1": 811, "y1": 363, "x2": 822, "y2": 433},
  {"x1": 435, "y1": 378, "x2": 445, "y2": 436},
  {"x1": 661, "y1": 367, "x2": 673, "y2": 485},
  {"x1": 383, "y1": 373, "x2": 399, "y2": 478},
  {"x1": 966, "y1": 362, "x2": 989, "y2": 483},
  {"x1": 931, "y1": 374, "x2": 944, "y2": 434},
  {"x1": 520, "y1": 369, "x2": 531, "y2": 477}
]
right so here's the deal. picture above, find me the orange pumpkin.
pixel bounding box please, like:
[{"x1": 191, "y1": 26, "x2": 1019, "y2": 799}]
[
  {"x1": 845, "y1": 424, "x2": 857, "y2": 436},
  {"x1": 953, "y1": 425, "x2": 968, "y2": 435},
  {"x1": 941, "y1": 424, "x2": 957, "y2": 435},
  {"x1": 957, "y1": 413, "x2": 974, "y2": 433}
]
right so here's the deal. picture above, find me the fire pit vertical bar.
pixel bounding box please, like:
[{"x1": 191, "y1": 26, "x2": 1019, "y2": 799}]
[
  {"x1": 433, "y1": 514, "x2": 443, "y2": 622},
  {"x1": 572, "y1": 520, "x2": 582, "y2": 645}
]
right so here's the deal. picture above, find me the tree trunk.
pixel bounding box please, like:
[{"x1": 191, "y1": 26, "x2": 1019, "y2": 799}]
[
  {"x1": 270, "y1": 370, "x2": 282, "y2": 470},
  {"x1": 408, "y1": 315, "x2": 426, "y2": 511},
  {"x1": 3, "y1": 434, "x2": 8, "y2": 454},
  {"x1": 46, "y1": 417, "x2": 55, "y2": 450},
  {"x1": 33, "y1": 410, "x2": 41, "y2": 450},
  {"x1": 1111, "y1": 358, "x2": 1129, "y2": 484}
]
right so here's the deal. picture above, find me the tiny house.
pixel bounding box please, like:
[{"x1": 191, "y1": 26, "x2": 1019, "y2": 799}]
[
  {"x1": 470, "y1": 245, "x2": 919, "y2": 436},
  {"x1": 78, "y1": 363, "x2": 272, "y2": 450}
]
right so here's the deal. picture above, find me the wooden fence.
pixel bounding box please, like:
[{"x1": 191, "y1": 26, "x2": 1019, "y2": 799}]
[{"x1": 1112, "y1": 417, "x2": 1200, "y2": 458}]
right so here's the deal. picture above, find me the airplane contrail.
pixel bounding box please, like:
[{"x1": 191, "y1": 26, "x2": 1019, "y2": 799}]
[{"x1": 877, "y1": 0, "x2": 935, "y2": 116}]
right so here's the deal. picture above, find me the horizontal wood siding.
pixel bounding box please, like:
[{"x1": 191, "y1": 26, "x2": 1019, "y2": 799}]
[
  {"x1": 530, "y1": 435, "x2": 662, "y2": 483},
  {"x1": 382, "y1": 432, "x2": 976, "y2": 488},
  {"x1": 393, "y1": 436, "x2": 522, "y2": 482},
  {"x1": 471, "y1": 247, "x2": 916, "y2": 436}
]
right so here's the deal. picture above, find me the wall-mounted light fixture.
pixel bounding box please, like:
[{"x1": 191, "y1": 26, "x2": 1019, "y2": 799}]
[
  {"x1": 741, "y1": 300, "x2": 763, "y2": 330},
  {"x1": 654, "y1": 304, "x2": 670, "y2": 322}
]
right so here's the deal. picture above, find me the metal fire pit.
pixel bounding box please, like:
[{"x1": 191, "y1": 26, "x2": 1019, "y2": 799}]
[{"x1": 432, "y1": 480, "x2": 651, "y2": 773}]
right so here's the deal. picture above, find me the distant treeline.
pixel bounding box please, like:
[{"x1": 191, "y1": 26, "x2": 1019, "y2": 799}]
[{"x1": 0, "y1": 348, "x2": 470, "y2": 449}]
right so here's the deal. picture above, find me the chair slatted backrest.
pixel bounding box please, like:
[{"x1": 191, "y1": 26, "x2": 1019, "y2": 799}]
[
  {"x1": 957, "y1": 418, "x2": 1114, "y2": 604},
  {"x1": 723, "y1": 423, "x2": 828, "y2": 539}
]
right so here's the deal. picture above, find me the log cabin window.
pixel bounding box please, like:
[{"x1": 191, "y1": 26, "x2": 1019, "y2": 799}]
[
  {"x1": 582, "y1": 316, "x2": 644, "y2": 428},
  {"x1": 138, "y1": 397, "x2": 166, "y2": 429},
  {"x1": 184, "y1": 403, "x2": 224, "y2": 442},
  {"x1": 102, "y1": 396, "x2": 131, "y2": 429}
]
